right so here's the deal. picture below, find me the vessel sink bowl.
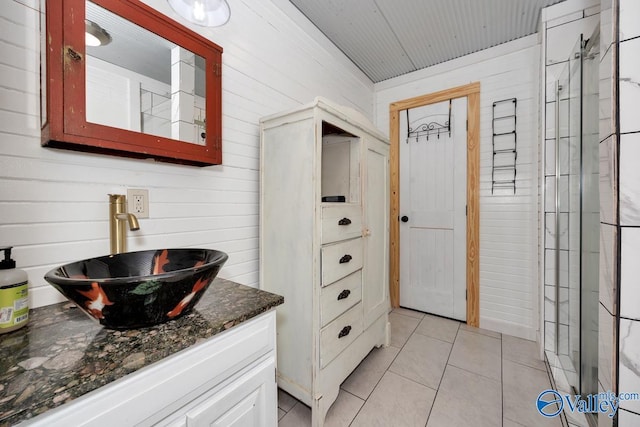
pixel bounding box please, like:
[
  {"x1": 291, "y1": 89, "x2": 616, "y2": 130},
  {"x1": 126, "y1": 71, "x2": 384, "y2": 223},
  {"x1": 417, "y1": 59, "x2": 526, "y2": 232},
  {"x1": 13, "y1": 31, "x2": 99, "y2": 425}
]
[{"x1": 44, "y1": 248, "x2": 228, "y2": 329}]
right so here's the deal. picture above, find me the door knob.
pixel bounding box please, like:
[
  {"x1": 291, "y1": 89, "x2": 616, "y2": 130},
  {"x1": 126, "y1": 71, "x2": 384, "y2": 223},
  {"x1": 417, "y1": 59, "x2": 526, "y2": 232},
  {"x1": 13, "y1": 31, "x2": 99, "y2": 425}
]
[{"x1": 401, "y1": 215, "x2": 409, "y2": 223}]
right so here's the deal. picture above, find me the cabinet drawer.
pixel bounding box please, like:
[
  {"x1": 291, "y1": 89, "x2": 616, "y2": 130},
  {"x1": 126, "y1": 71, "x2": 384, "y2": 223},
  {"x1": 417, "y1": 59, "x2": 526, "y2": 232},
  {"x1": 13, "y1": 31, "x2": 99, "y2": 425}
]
[
  {"x1": 321, "y1": 205, "x2": 362, "y2": 244},
  {"x1": 320, "y1": 270, "x2": 362, "y2": 328},
  {"x1": 320, "y1": 302, "x2": 363, "y2": 368},
  {"x1": 321, "y1": 238, "x2": 363, "y2": 286}
]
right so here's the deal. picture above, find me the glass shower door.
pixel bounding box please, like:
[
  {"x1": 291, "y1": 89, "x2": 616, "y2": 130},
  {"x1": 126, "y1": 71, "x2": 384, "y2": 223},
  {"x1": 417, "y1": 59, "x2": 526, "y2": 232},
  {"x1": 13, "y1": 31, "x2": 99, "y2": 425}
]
[
  {"x1": 546, "y1": 30, "x2": 600, "y2": 424},
  {"x1": 545, "y1": 32, "x2": 600, "y2": 425},
  {"x1": 555, "y1": 36, "x2": 582, "y2": 393}
]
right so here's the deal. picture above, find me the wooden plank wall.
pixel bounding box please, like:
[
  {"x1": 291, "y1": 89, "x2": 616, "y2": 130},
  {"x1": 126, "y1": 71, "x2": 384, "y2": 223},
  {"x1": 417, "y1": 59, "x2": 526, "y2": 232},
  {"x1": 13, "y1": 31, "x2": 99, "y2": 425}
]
[
  {"x1": 0, "y1": 0, "x2": 374, "y2": 307},
  {"x1": 374, "y1": 36, "x2": 541, "y2": 340}
]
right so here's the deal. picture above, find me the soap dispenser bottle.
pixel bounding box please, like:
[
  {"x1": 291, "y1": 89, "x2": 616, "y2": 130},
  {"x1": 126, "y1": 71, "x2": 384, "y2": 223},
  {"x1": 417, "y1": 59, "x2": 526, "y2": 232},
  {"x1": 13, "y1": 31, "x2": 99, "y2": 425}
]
[{"x1": 0, "y1": 246, "x2": 29, "y2": 333}]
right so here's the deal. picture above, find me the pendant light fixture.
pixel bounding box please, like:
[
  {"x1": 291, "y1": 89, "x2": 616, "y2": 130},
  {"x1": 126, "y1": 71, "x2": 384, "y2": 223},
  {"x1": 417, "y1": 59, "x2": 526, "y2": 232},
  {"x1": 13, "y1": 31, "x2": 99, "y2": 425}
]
[{"x1": 167, "y1": 0, "x2": 231, "y2": 27}]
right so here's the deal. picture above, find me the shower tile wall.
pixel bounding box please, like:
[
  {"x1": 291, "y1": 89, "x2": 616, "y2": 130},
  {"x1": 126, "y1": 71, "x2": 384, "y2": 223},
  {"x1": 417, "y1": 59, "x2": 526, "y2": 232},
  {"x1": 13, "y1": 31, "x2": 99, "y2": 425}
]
[
  {"x1": 617, "y1": 0, "x2": 640, "y2": 423},
  {"x1": 543, "y1": 0, "x2": 640, "y2": 424}
]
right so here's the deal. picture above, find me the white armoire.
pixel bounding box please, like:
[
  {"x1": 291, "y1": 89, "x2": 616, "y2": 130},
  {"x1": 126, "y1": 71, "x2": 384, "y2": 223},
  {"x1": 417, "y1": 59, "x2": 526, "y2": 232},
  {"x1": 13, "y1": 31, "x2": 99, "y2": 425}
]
[{"x1": 260, "y1": 97, "x2": 390, "y2": 426}]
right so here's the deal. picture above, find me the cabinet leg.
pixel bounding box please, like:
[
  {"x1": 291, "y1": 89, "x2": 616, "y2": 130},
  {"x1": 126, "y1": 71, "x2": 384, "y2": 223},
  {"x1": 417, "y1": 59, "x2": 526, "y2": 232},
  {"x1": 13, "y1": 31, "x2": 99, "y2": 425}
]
[
  {"x1": 374, "y1": 319, "x2": 391, "y2": 349},
  {"x1": 384, "y1": 319, "x2": 391, "y2": 347},
  {"x1": 312, "y1": 387, "x2": 339, "y2": 427}
]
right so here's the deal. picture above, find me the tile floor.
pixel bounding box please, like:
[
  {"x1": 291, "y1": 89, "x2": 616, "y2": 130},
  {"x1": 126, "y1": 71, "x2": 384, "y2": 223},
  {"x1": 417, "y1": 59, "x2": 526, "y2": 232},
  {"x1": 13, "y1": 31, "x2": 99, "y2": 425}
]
[{"x1": 277, "y1": 307, "x2": 562, "y2": 427}]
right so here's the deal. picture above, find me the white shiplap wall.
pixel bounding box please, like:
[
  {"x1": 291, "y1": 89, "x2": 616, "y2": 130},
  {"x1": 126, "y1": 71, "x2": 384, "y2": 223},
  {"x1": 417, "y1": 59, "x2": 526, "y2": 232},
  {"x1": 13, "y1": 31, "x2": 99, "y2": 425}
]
[
  {"x1": 374, "y1": 36, "x2": 541, "y2": 340},
  {"x1": 0, "y1": 0, "x2": 374, "y2": 308}
]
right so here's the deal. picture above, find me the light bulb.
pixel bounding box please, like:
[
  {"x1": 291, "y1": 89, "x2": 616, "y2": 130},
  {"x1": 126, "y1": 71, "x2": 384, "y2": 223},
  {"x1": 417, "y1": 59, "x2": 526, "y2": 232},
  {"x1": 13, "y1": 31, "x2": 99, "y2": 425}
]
[
  {"x1": 86, "y1": 32, "x2": 101, "y2": 47},
  {"x1": 192, "y1": 0, "x2": 206, "y2": 23},
  {"x1": 167, "y1": 0, "x2": 230, "y2": 27}
]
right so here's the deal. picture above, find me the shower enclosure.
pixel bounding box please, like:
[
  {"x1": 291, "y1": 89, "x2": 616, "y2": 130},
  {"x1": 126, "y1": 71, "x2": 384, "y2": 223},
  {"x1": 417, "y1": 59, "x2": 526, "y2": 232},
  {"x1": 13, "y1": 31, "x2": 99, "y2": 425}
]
[{"x1": 544, "y1": 29, "x2": 599, "y2": 426}]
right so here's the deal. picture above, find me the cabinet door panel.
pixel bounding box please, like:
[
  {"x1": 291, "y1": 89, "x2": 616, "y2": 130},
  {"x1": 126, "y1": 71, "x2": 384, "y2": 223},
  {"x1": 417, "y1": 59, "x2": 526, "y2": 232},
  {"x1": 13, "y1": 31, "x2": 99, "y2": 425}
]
[
  {"x1": 185, "y1": 357, "x2": 276, "y2": 427},
  {"x1": 363, "y1": 139, "x2": 390, "y2": 328}
]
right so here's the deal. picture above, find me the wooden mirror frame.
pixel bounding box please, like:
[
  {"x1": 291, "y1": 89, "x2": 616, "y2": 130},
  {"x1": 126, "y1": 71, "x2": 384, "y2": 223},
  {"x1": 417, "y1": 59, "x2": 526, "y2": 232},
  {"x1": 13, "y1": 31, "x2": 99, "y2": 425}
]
[{"x1": 43, "y1": 0, "x2": 223, "y2": 166}]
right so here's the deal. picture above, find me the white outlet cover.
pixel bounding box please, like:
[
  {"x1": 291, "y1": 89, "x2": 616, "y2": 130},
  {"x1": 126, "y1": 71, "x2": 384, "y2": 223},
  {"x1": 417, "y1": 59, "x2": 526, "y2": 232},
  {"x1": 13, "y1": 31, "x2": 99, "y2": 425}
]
[{"x1": 127, "y1": 189, "x2": 149, "y2": 218}]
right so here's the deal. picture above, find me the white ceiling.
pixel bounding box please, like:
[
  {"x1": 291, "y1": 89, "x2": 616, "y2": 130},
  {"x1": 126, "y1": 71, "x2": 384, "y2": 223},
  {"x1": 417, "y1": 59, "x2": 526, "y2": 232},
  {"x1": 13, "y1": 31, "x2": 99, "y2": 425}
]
[{"x1": 289, "y1": 0, "x2": 565, "y2": 82}]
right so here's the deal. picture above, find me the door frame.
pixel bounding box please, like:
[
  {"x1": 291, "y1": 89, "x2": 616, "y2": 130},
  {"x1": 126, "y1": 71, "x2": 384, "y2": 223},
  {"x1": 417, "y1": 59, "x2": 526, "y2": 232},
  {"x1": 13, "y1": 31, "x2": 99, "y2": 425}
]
[{"x1": 389, "y1": 82, "x2": 480, "y2": 327}]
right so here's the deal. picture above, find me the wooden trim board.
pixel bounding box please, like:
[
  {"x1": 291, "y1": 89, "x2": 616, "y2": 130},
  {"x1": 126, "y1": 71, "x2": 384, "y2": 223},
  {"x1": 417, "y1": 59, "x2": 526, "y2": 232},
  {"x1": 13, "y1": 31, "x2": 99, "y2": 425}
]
[{"x1": 389, "y1": 82, "x2": 480, "y2": 327}]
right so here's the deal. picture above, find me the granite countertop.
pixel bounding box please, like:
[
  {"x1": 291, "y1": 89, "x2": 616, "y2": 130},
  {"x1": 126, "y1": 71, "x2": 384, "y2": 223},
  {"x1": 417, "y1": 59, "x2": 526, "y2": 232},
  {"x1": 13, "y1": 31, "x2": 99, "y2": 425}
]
[{"x1": 0, "y1": 278, "x2": 283, "y2": 426}]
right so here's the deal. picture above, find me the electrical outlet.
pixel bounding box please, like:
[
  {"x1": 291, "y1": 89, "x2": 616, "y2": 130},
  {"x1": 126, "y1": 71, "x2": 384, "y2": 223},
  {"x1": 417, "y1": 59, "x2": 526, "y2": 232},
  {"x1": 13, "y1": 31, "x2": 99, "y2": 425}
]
[{"x1": 127, "y1": 189, "x2": 149, "y2": 219}]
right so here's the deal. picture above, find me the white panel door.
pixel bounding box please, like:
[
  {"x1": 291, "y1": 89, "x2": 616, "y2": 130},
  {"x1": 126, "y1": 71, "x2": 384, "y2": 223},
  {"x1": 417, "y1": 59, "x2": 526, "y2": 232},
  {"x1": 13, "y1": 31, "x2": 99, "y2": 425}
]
[{"x1": 399, "y1": 98, "x2": 467, "y2": 321}]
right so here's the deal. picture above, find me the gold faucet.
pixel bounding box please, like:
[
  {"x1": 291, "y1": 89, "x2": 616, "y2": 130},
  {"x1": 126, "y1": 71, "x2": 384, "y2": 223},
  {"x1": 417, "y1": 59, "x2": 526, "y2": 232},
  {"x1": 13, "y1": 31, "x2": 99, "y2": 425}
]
[{"x1": 109, "y1": 194, "x2": 140, "y2": 254}]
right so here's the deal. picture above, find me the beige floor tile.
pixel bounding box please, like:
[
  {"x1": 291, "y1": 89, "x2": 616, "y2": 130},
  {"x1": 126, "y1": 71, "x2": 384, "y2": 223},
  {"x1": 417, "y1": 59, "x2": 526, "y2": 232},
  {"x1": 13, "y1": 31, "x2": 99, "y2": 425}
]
[
  {"x1": 389, "y1": 333, "x2": 452, "y2": 390},
  {"x1": 414, "y1": 314, "x2": 461, "y2": 343},
  {"x1": 503, "y1": 418, "x2": 527, "y2": 426},
  {"x1": 389, "y1": 312, "x2": 420, "y2": 348},
  {"x1": 278, "y1": 402, "x2": 311, "y2": 427},
  {"x1": 598, "y1": 411, "x2": 614, "y2": 427},
  {"x1": 426, "y1": 365, "x2": 501, "y2": 427},
  {"x1": 351, "y1": 371, "x2": 435, "y2": 427},
  {"x1": 393, "y1": 307, "x2": 426, "y2": 320},
  {"x1": 278, "y1": 388, "x2": 298, "y2": 412},
  {"x1": 503, "y1": 359, "x2": 563, "y2": 427},
  {"x1": 459, "y1": 322, "x2": 502, "y2": 339},
  {"x1": 279, "y1": 325, "x2": 556, "y2": 427},
  {"x1": 448, "y1": 329, "x2": 502, "y2": 380},
  {"x1": 325, "y1": 390, "x2": 365, "y2": 427},
  {"x1": 502, "y1": 334, "x2": 547, "y2": 371},
  {"x1": 341, "y1": 345, "x2": 400, "y2": 399}
]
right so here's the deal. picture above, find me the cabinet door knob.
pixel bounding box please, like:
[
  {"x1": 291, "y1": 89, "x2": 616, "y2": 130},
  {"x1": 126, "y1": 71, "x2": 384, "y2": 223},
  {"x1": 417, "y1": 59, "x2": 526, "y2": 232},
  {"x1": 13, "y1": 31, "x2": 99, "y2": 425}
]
[
  {"x1": 339, "y1": 254, "x2": 352, "y2": 264},
  {"x1": 401, "y1": 215, "x2": 409, "y2": 223},
  {"x1": 338, "y1": 325, "x2": 352, "y2": 339},
  {"x1": 337, "y1": 289, "x2": 351, "y2": 300},
  {"x1": 338, "y1": 217, "x2": 352, "y2": 226}
]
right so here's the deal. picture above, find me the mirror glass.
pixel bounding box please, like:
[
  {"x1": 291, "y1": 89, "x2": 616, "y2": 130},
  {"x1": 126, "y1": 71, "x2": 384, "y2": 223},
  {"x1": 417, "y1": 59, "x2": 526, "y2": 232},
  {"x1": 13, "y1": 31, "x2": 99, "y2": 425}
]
[{"x1": 85, "y1": 1, "x2": 206, "y2": 145}]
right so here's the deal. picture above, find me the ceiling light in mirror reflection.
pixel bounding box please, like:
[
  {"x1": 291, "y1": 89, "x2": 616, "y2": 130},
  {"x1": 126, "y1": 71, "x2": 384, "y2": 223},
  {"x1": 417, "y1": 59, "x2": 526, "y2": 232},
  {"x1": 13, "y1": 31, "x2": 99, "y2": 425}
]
[
  {"x1": 167, "y1": 0, "x2": 230, "y2": 27},
  {"x1": 85, "y1": 19, "x2": 111, "y2": 46}
]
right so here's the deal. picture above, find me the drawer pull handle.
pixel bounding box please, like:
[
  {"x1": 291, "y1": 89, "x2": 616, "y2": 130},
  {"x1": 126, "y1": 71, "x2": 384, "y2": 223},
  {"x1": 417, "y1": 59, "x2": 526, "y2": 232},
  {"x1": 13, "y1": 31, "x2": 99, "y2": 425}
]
[
  {"x1": 339, "y1": 254, "x2": 352, "y2": 264},
  {"x1": 338, "y1": 217, "x2": 352, "y2": 226},
  {"x1": 337, "y1": 289, "x2": 351, "y2": 300},
  {"x1": 338, "y1": 325, "x2": 352, "y2": 339}
]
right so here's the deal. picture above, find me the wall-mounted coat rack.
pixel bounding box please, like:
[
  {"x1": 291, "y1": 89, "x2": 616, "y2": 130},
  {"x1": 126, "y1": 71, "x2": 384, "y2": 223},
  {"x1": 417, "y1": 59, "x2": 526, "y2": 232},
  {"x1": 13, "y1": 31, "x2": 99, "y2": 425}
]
[
  {"x1": 406, "y1": 99, "x2": 451, "y2": 142},
  {"x1": 491, "y1": 98, "x2": 517, "y2": 194}
]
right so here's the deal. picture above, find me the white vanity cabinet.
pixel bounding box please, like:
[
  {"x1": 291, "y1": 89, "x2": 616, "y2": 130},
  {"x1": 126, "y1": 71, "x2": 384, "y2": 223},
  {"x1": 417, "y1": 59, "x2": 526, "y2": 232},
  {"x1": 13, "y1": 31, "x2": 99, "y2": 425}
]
[
  {"x1": 23, "y1": 311, "x2": 278, "y2": 427},
  {"x1": 260, "y1": 97, "x2": 390, "y2": 426}
]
